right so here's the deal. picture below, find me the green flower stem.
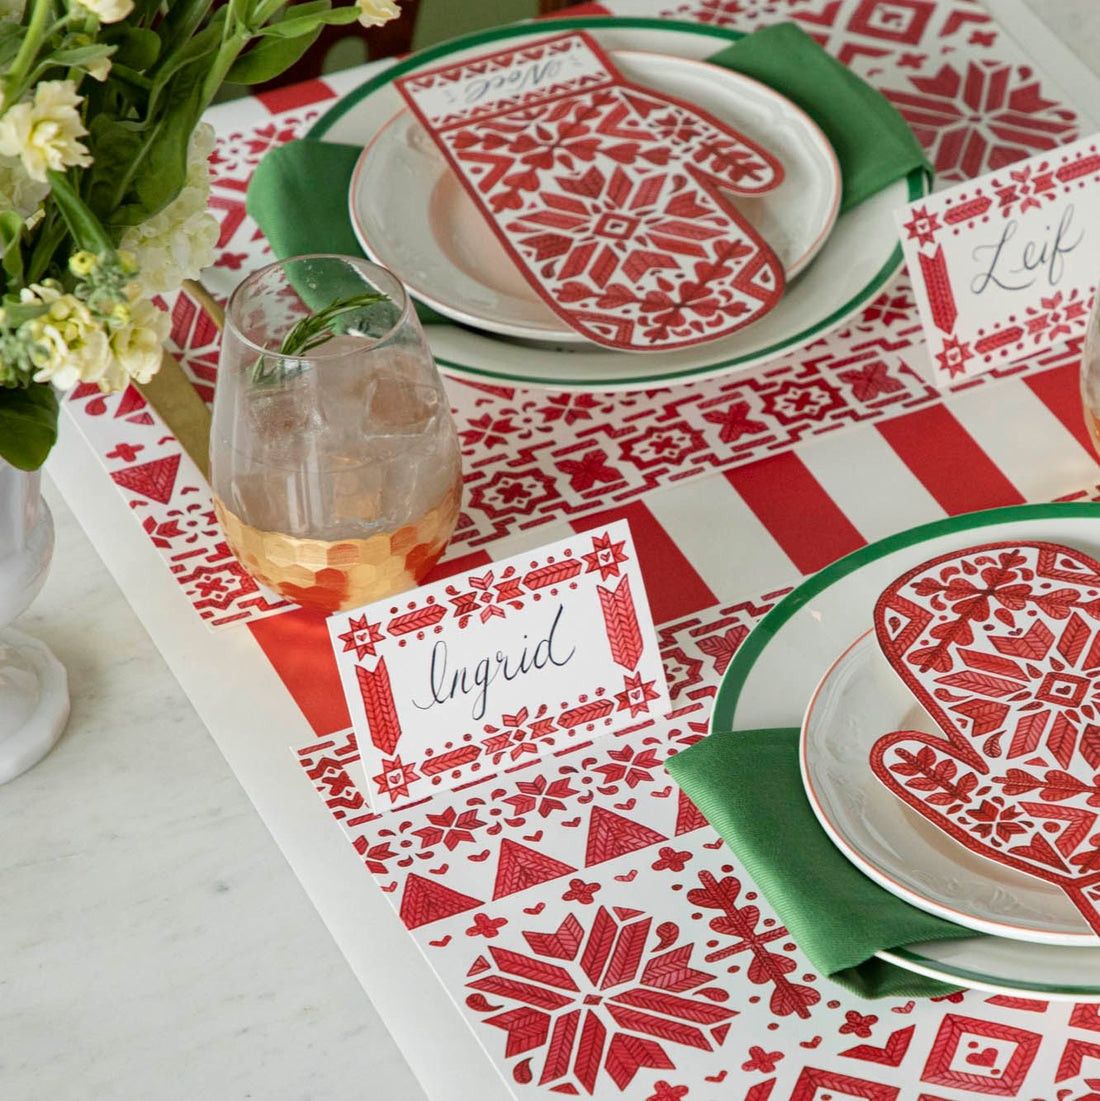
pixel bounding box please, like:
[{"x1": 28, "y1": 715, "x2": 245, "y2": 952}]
[
  {"x1": 46, "y1": 169, "x2": 114, "y2": 254},
  {"x1": 253, "y1": 0, "x2": 292, "y2": 27},
  {"x1": 3, "y1": 0, "x2": 54, "y2": 107},
  {"x1": 25, "y1": 211, "x2": 64, "y2": 284},
  {"x1": 202, "y1": 30, "x2": 248, "y2": 106}
]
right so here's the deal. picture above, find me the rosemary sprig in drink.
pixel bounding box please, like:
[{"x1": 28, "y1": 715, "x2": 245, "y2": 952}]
[{"x1": 252, "y1": 291, "x2": 389, "y2": 383}]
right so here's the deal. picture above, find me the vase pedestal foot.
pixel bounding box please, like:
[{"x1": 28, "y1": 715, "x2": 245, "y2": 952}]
[{"x1": 0, "y1": 627, "x2": 70, "y2": 785}]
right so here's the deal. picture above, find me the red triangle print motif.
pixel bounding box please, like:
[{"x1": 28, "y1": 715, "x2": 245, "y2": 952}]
[
  {"x1": 675, "y1": 789, "x2": 708, "y2": 836},
  {"x1": 113, "y1": 385, "x2": 147, "y2": 419},
  {"x1": 492, "y1": 839, "x2": 576, "y2": 899},
  {"x1": 399, "y1": 873, "x2": 483, "y2": 929},
  {"x1": 111, "y1": 454, "x2": 180, "y2": 504},
  {"x1": 584, "y1": 806, "x2": 666, "y2": 866}
]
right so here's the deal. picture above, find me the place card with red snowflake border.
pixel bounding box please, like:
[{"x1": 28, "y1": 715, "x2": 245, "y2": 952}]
[
  {"x1": 897, "y1": 133, "x2": 1100, "y2": 385},
  {"x1": 393, "y1": 31, "x2": 786, "y2": 351},
  {"x1": 870, "y1": 541, "x2": 1100, "y2": 936},
  {"x1": 328, "y1": 521, "x2": 670, "y2": 810}
]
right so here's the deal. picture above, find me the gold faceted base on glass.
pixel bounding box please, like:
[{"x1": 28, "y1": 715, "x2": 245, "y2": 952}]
[{"x1": 214, "y1": 481, "x2": 462, "y2": 614}]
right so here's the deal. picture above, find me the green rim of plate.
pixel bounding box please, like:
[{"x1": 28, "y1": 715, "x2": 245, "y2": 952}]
[
  {"x1": 711, "y1": 499, "x2": 1100, "y2": 996},
  {"x1": 309, "y1": 17, "x2": 930, "y2": 389},
  {"x1": 882, "y1": 948, "x2": 1100, "y2": 996}
]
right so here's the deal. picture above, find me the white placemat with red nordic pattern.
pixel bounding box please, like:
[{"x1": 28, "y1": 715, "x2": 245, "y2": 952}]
[{"x1": 45, "y1": 1, "x2": 1100, "y2": 1099}]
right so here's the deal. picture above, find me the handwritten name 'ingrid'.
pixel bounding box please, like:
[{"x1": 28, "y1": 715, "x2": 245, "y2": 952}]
[
  {"x1": 412, "y1": 604, "x2": 575, "y2": 721},
  {"x1": 970, "y1": 204, "x2": 1084, "y2": 294}
]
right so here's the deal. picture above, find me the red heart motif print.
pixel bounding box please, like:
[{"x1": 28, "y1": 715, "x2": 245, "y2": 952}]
[
  {"x1": 870, "y1": 541, "x2": 1100, "y2": 935},
  {"x1": 967, "y1": 1046, "x2": 999, "y2": 1068},
  {"x1": 395, "y1": 31, "x2": 786, "y2": 351}
]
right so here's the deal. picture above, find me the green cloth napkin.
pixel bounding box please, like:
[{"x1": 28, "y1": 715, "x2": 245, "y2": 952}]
[
  {"x1": 665, "y1": 727, "x2": 976, "y2": 999},
  {"x1": 246, "y1": 22, "x2": 930, "y2": 281},
  {"x1": 710, "y1": 22, "x2": 930, "y2": 212},
  {"x1": 246, "y1": 140, "x2": 446, "y2": 325}
]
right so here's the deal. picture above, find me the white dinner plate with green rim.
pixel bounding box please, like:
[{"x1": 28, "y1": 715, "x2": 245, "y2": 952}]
[
  {"x1": 710, "y1": 502, "x2": 1100, "y2": 1001},
  {"x1": 310, "y1": 17, "x2": 930, "y2": 391}
]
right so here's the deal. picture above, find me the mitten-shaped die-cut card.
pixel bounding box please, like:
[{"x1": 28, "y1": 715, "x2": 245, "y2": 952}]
[
  {"x1": 395, "y1": 32, "x2": 786, "y2": 351},
  {"x1": 871, "y1": 542, "x2": 1100, "y2": 935}
]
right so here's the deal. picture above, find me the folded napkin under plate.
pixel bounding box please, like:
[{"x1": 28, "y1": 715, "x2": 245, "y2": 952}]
[
  {"x1": 665, "y1": 727, "x2": 970, "y2": 999},
  {"x1": 247, "y1": 22, "x2": 930, "y2": 320}
]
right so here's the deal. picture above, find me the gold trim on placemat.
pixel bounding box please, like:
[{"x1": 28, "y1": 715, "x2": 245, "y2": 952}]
[
  {"x1": 136, "y1": 281, "x2": 224, "y2": 480},
  {"x1": 137, "y1": 349, "x2": 213, "y2": 479}
]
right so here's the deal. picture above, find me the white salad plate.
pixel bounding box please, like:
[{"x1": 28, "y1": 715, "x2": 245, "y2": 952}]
[
  {"x1": 349, "y1": 49, "x2": 842, "y2": 345},
  {"x1": 802, "y1": 630, "x2": 1098, "y2": 946},
  {"x1": 711, "y1": 503, "x2": 1100, "y2": 1000},
  {"x1": 310, "y1": 17, "x2": 930, "y2": 390}
]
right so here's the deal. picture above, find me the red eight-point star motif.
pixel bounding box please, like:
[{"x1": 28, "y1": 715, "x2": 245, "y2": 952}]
[
  {"x1": 583, "y1": 532, "x2": 629, "y2": 580},
  {"x1": 903, "y1": 204, "x2": 941, "y2": 247},
  {"x1": 616, "y1": 672, "x2": 661, "y2": 717},
  {"x1": 372, "y1": 756, "x2": 420, "y2": 802},
  {"x1": 338, "y1": 615, "x2": 385, "y2": 661}
]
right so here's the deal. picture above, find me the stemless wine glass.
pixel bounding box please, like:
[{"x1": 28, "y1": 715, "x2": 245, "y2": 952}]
[{"x1": 210, "y1": 255, "x2": 463, "y2": 614}]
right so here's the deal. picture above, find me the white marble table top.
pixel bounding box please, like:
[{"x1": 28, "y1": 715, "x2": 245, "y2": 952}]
[{"x1": 3, "y1": 3, "x2": 1099, "y2": 1099}]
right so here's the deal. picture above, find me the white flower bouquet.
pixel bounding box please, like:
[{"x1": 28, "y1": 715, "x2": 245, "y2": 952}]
[{"x1": 0, "y1": 0, "x2": 400, "y2": 470}]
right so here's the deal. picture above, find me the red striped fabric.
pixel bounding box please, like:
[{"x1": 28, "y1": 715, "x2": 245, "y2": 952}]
[
  {"x1": 256, "y1": 78, "x2": 337, "y2": 114},
  {"x1": 248, "y1": 548, "x2": 492, "y2": 737},
  {"x1": 877, "y1": 404, "x2": 1025, "y2": 514},
  {"x1": 570, "y1": 501, "x2": 715, "y2": 624},
  {"x1": 724, "y1": 452, "x2": 865, "y2": 575},
  {"x1": 1025, "y1": 361, "x2": 1097, "y2": 459},
  {"x1": 249, "y1": 607, "x2": 349, "y2": 736}
]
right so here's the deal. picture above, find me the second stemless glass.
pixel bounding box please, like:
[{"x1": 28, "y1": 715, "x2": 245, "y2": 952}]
[{"x1": 210, "y1": 255, "x2": 462, "y2": 613}]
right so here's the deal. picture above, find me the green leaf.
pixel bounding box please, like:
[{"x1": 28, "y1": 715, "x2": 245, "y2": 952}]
[
  {"x1": 0, "y1": 385, "x2": 59, "y2": 472},
  {"x1": 48, "y1": 43, "x2": 115, "y2": 68},
  {"x1": 103, "y1": 25, "x2": 161, "y2": 70},
  {"x1": 0, "y1": 211, "x2": 24, "y2": 285},
  {"x1": 85, "y1": 116, "x2": 147, "y2": 228},
  {"x1": 158, "y1": 0, "x2": 216, "y2": 45},
  {"x1": 88, "y1": 19, "x2": 224, "y2": 228},
  {"x1": 129, "y1": 0, "x2": 167, "y2": 26},
  {"x1": 45, "y1": 170, "x2": 115, "y2": 253},
  {"x1": 225, "y1": 26, "x2": 322, "y2": 84},
  {"x1": 116, "y1": 56, "x2": 210, "y2": 225},
  {"x1": 257, "y1": 6, "x2": 361, "y2": 38}
]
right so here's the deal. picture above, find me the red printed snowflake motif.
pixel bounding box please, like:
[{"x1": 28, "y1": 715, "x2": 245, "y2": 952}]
[
  {"x1": 482, "y1": 709, "x2": 543, "y2": 765},
  {"x1": 412, "y1": 806, "x2": 487, "y2": 851},
  {"x1": 594, "y1": 745, "x2": 665, "y2": 789},
  {"x1": 968, "y1": 799, "x2": 1029, "y2": 844},
  {"x1": 466, "y1": 906, "x2": 735, "y2": 1093},
  {"x1": 885, "y1": 60, "x2": 1078, "y2": 181},
  {"x1": 446, "y1": 569, "x2": 524, "y2": 625},
  {"x1": 503, "y1": 774, "x2": 579, "y2": 819},
  {"x1": 1026, "y1": 289, "x2": 1090, "y2": 344},
  {"x1": 939, "y1": 610, "x2": 1100, "y2": 771},
  {"x1": 994, "y1": 163, "x2": 1058, "y2": 215}
]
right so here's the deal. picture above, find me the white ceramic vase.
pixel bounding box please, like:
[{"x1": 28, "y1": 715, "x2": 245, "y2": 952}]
[{"x1": 0, "y1": 459, "x2": 69, "y2": 783}]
